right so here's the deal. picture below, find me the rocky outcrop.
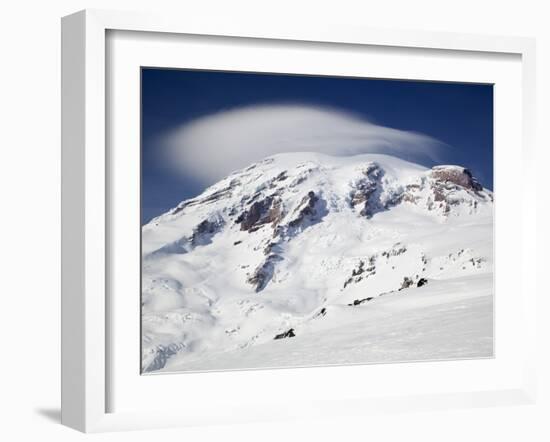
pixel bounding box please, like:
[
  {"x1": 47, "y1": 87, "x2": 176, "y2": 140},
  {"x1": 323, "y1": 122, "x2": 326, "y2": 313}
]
[
  {"x1": 244, "y1": 191, "x2": 326, "y2": 291},
  {"x1": 417, "y1": 277, "x2": 428, "y2": 287},
  {"x1": 348, "y1": 297, "x2": 374, "y2": 306},
  {"x1": 399, "y1": 276, "x2": 415, "y2": 290},
  {"x1": 191, "y1": 217, "x2": 225, "y2": 246},
  {"x1": 392, "y1": 166, "x2": 490, "y2": 216},
  {"x1": 274, "y1": 328, "x2": 295, "y2": 340},
  {"x1": 428, "y1": 166, "x2": 487, "y2": 214},
  {"x1": 236, "y1": 196, "x2": 284, "y2": 232},
  {"x1": 270, "y1": 190, "x2": 327, "y2": 240},
  {"x1": 381, "y1": 243, "x2": 407, "y2": 259},
  {"x1": 270, "y1": 171, "x2": 288, "y2": 187},
  {"x1": 147, "y1": 216, "x2": 224, "y2": 257},
  {"x1": 288, "y1": 191, "x2": 320, "y2": 228},
  {"x1": 350, "y1": 163, "x2": 384, "y2": 218},
  {"x1": 315, "y1": 307, "x2": 327, "y2": 317},
  {"x1": 431, "y1": 166, "x2": 483, "y2": 191},
  {"x1": 343, "y1": 256, "x2": 376, "y2": 289},
  {"x1": 247, "y1": 253, "x2": 283, "y2": 292}
]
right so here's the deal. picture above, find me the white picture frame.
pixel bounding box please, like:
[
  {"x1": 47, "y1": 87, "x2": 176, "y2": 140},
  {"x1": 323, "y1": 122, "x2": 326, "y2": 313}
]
[{"x1": 61, "y1": 9, "x2": 538, "y2": 433}]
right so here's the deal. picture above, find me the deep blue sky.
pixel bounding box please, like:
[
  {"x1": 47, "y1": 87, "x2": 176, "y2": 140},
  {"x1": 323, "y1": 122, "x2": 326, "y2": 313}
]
[{"x1": 142, "y1": 68, "x2": 493, "y2": 224}]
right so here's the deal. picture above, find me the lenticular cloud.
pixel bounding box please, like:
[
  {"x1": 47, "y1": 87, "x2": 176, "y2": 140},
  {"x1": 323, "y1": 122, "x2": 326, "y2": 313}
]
[{"x1": 162, "y1": 104, "x2": 444, "y2": 185}]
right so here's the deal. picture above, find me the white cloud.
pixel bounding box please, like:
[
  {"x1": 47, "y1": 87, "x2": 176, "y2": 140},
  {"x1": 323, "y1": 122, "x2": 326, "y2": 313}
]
[{"x1": 161, "y1": 104, "x2": 444, "y2": 186}]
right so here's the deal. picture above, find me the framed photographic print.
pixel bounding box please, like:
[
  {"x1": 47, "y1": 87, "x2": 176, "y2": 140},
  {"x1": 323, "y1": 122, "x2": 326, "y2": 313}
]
[
  {"x1": 61, "y1": 9, "x2": 538, "y2": 432},
  {"x1": 140, "y1": 68, "x2": 495, "y2": 374}
]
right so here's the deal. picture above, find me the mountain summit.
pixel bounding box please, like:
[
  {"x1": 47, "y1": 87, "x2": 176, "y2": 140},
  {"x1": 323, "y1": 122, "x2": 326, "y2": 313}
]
[{"x1": 142, "y1": 153, "x2": 493, "y2": 373}]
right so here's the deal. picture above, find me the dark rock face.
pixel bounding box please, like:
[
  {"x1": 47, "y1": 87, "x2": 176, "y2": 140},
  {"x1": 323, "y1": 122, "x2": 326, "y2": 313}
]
[
  {"x1": 236, "y1": 196, "x2": 284, "y2": 232},
  {"x1": 194, "y1": 218, "x2": 219, "y2": 235},
  {"x1": 417, "y1": 278, "x2": 428, "y2": 287},
  {"x1": 399, "y1": 276, "x2": 415, "y2": 290},
  {"x1": 148, "y1": 216, "x2": 224, "y2": 257},
  {"x1": 270, "y1": 171, "x2": 288, "y2": 186},
  {"x1": 424, "y1": 167, "x2": 486, "y2": 215},
  {"x1": 236, "y1": 198, "x2": 270, "y2": 230},
  {"x1": 272, "y1": 190, "x2": 327, "y2": 240},
  {"x1": 343, "y1": 256, "x2": 376, "y2": 289},
  {"x1": 381, "y1": 243, "x2": 407, "y2": 259},
  {"x1": 348, "y1": 297, "x2": 374, "y2": 306},
  {"x1": 352, "y1": 260, "x2": 366, "y2": 277},
  {"x1": 431, "y1": 166, "x2": 483, "y2": 191},
  {"x1": 243, "y1": 189, "x2": 329, "y2": 293},
  {"x1": 394, "y1": 166, "x2": 489, "y2": 216},
  {"x1": 274, "y1": 328, "x2": 295, "y2": 340},
  {"x1": 244, "y1": 191, "x2": 326, "y2": 292},
  {"x1": 288, "y1": 191, "x2": 319, "y2": 228},
  {"x1": 191, "y1": 217, "x2": 224, "y2": 247},
  {"x1": 247, "y1": 254, "x2": 283, "y2": 292},
  {"x1": 350, "y1": 163, "x2": 384, "y2": 218}
]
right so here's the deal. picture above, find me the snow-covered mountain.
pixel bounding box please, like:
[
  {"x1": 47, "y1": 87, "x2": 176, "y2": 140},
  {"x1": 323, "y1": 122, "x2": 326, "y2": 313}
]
[{"x1": 141, "y1": 152, "x2": 494, "y2": 373}]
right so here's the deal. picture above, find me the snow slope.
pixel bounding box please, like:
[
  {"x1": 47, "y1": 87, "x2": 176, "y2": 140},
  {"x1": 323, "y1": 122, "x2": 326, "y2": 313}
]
[{"x1": 141, "y1": 152, "x2": 493, "y2": 373}]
